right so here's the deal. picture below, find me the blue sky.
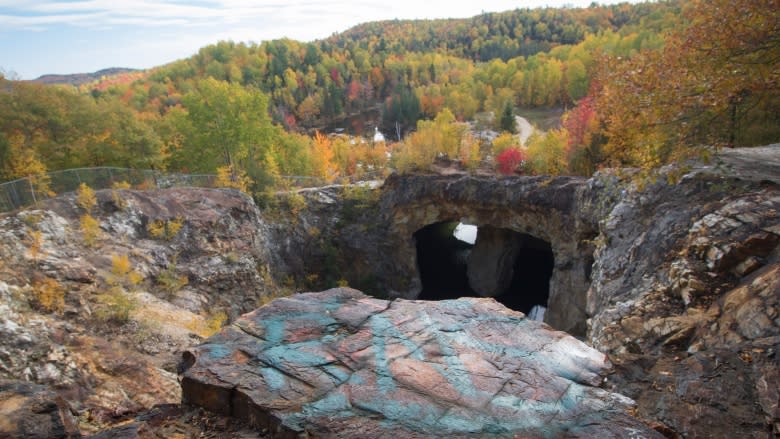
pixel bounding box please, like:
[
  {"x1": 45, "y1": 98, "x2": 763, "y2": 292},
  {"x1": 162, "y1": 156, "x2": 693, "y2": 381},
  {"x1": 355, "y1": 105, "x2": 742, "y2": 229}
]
[{"x1": 2, "y1": 1, "x2": 637, "y2": 80}]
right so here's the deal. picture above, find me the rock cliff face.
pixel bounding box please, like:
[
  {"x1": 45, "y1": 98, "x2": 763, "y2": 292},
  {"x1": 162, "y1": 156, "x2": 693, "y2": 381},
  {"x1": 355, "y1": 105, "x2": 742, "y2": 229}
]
[
  {"x1": 583, "y1": 149, "x2": 780, "y2": 437},
  {"x1": 0, "y1": 146, "x2": 778, "y2": 437},
  {"x1": 0, "y1": 187, "x2": 278, "y2": 434},
  {"x1": 466, "y1": 226, "x2": 523, "y2": 296}
]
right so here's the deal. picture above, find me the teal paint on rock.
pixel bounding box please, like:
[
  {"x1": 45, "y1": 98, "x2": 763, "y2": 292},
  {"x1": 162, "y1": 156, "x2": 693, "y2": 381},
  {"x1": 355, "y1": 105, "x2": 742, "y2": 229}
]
[
  {"x1": 368, "y1": 315, "x2": 396, "y2": 393},
  {"x1": 261, "y1": 341, "x2": 332, "y2": 368},
  {"x1": 202, "y1": 343, "x2": 232, "y2": 360},
  {"x1": 261, "y1": 317, "x2": 285, "y2": 345},
  {"x1": 182, "y1": 289, "x2": 662, "y2": 438},
  {"x1": 260, "y1": 367, "x2": 286, "y2": 391}
]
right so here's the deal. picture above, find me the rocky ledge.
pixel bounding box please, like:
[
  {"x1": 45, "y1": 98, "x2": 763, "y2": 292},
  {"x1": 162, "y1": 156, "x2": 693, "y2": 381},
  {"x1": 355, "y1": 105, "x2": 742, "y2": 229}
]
[{"x1": 180, "y1": 288, "x2": 661, "y2": 438}]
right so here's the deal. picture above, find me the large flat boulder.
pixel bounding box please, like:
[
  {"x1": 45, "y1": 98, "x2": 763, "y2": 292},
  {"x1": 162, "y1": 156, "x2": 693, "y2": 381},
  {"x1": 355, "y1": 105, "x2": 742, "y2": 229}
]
[{"x1": 180, "y1": 288, "x2": 661, "y2": 438}]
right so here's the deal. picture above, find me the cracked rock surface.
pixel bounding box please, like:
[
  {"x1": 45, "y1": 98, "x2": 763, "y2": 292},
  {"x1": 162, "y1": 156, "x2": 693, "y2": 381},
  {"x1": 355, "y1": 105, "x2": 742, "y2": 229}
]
[{"x1": 181, "y1": 288, "x2": 661, "y2": 438}]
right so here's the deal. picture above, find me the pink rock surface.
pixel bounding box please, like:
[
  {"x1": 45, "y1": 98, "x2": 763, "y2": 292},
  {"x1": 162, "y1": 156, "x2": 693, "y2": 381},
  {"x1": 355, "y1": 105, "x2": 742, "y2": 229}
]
[{"x1": 181, "y1": 288, "x2": 661, "y2": 438}]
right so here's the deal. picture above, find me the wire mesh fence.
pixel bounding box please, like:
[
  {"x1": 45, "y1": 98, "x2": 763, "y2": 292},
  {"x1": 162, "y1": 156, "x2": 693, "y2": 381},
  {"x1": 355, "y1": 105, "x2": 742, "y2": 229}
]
[
  {"x1": 0, "y1": 167, "x2": 388, "y2": 213},
  {"x1": 0, "y1": 167, "x2": 217, "y2": 213}
]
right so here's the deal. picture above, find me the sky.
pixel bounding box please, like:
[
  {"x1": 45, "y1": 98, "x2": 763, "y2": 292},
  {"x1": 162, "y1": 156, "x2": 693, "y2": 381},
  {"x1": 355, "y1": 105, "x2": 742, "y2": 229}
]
[{"x1": 2, "y1": 0, "x2": 636, "y2": 80}]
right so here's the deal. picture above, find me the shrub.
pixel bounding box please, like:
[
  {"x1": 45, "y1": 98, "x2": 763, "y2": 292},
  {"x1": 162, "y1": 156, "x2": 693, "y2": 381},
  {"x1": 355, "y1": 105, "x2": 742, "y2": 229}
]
[
  {"x1": 215, "y1": 165, "x2": 253, "y2": 193},
  {"x1": 135, "y1": 179, "x2": 155, "y2": 190},
  {"x1": 496, "y1": 147, "x2": 527, "y2": 175},
  {"x1": 284, "y1": 192, "x2": 307, "y2": 217},
  {"x1": 80, "y1": 214, "x2": 101, "y2": 247},
  {"x1": 76, "y1": 183, "x2": 97, "y2": 212},
  {"x1": 111, "y1": 190, "x2": 127, "y2": 210},
  {"x1": 109, "y1": 183, "x2": 129, "y2": 210},
  {"x1": 28, "y1": 229, "x2": 43, "y2": 260},
  {"x1": 111, "y1": 181, "x2": 131, "y2": 189},
  {"x1": 156, "y1": 263, "x2": 188, "y2": 297},
  {"x1": 146, "y1": 217, "x2": 184, "y2": 240},
  {"x1": 95, "y1": 286, "x2": 137, "y2": 323},
  {"x1": 204, "y1": 311, "x2": 228, "y2": 336},
  {"x1": 111, "y1": 254, "x2": 143, "y2": 287},
  {"x1": 257, "y1": 288, "x2": 292, "y2": 308},
  {"x1": 111, "y1": 253, "x2": 132, "y2": 277},
  {"x1": 31, "y1": 277, "x2": 65, "y2": 313},
  {"x1": 20, "y1": 212, "x2": 43, "y2": 228}
]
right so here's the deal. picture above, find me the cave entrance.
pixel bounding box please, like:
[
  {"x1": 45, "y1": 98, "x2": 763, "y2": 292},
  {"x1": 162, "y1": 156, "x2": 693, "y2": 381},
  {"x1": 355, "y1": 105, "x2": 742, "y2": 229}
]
[
  {"x1": 415, "y1": 223, "x2": 554, "y2": 320},
  {"x1": 415, "y1": 222, "x2": 476, "y2": 300}
]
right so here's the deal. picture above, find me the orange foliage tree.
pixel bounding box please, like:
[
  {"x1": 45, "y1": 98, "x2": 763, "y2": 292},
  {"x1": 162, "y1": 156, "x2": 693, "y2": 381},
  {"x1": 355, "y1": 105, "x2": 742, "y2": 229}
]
[
  {"x1": 312, "y1": 131, "x2": 338, "y2": 183},
  {"x1": 593, "y1": 0, "x2": 780, "y2": 169}
]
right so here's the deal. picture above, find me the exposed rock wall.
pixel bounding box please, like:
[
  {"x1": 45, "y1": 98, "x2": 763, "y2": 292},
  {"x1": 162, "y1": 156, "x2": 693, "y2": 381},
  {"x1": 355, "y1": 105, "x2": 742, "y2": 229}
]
[
  {"x1": 0, "y1": 187, "x2": 277, "y2": 433},
  {"x1": 0, "y1": 379, "x2": 81, "y2": 438},
  {"x1": 584, "y1": 147, "x2": 780, "y2": 437},
  {"x1": 466, "y1": 226, "x2": 521, "y2": 296},
  {"x1": 258, "y1": 183, "x2": 389, "y2": 297}
]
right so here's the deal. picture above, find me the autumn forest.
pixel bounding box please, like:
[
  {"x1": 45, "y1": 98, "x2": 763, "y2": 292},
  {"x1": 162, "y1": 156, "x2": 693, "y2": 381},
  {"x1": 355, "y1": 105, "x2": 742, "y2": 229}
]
[{"x1": 1, "y1": 0, "x2": 778, "y2": 196}]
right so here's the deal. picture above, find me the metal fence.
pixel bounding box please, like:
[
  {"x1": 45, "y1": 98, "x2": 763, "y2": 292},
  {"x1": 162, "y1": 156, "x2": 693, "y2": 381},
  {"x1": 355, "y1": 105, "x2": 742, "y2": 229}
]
[
  {"x1": 0, "y1": 167, "x2": 218, "y2": 213},
  {"x1": 0, "y1": 167, "x2": 388, "y2": 213}
]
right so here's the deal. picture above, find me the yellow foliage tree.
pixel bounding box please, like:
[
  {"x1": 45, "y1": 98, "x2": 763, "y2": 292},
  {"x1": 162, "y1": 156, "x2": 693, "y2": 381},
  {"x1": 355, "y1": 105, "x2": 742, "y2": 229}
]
[
  {"x1": 526, "y1": 129, "x2": 568, "y2": 175},
  {"x1": 31, "y1": 277, "x2": 65, "y2": 313},
  {"x1": 594, "y1": 0, "x2": 780, "y2": 169},
  {"x1": 76, "y1": 183, "x2": 97, "y2": 212},
  {"x1": 80, "y1": 214, "x2": 101, "y2": 247},
  {"x1": 459, "y1": 133, "x2": 482, "y2": 173},
  {"x1": 7, "y1": 132, "x2": 52, "y2": 201},
  {"x1": 215, "y1": 164, "x2": 253, "y2": 193},
  {"x1": 392, "y1": 108, "x2": 466, "y2": 173},
  {"x1": 492, "y1": 132, "x2": 519, "y2": 156},
  {"x1": 312, "y1": 131, "x2": 338, "y2": 183}
]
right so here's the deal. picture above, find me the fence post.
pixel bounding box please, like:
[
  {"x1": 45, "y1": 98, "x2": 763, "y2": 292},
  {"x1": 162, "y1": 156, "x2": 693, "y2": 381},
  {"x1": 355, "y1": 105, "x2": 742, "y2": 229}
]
[
  {"x1": 11, "y1": 180, "x2": 21, "y2": 210},
  {"x1": 28, "y1": 176, "x2": 37, "y2": 205}
]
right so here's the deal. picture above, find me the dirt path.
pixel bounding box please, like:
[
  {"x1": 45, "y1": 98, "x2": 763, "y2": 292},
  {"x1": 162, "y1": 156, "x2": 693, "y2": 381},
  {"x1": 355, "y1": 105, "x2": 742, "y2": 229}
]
[{"x1": 515, "y1": 115, "x2": 535, "y2": 146}]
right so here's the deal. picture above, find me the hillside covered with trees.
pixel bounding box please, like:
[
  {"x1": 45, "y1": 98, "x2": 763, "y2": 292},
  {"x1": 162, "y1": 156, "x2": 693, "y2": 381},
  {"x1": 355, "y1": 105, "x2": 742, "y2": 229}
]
[{"x1": 1, "y1": 0, "x2": 778, "y2": 198}]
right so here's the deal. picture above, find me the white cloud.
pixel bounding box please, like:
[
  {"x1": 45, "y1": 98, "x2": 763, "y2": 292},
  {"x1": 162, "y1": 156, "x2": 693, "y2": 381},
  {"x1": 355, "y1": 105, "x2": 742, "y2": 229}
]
[
  {"x1": 1, "y1": 0, "x2": 641, "y2": 78},
  {"x1": 1, "y1": 0, "x2": 566, "y2": 33}
]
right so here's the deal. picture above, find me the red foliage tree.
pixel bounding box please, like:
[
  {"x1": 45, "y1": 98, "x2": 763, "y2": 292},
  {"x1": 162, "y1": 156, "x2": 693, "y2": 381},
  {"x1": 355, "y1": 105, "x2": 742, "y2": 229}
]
[
  {"x1": 563, "y1": 96, "x2": 596, "y2": 149},
  {"x1": 496, "y1": 147, "x2": 526, "y2": 175},
  {"x1": 347, "y1": 79, "x2": 361, "y2": 102},
  {"x1": 330, "y1": 68, "x2": 341, "y2": 85}
]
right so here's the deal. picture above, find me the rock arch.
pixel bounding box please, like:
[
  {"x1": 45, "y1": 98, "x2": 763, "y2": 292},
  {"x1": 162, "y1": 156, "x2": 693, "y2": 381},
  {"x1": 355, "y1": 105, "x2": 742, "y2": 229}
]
[{"x1": 378, "y1": 174, "x2": 596, "y2": 336}]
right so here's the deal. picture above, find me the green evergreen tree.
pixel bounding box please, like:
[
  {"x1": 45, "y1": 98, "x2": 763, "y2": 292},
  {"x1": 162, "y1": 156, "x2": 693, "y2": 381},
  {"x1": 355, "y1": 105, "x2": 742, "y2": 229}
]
[{"x1": 500, "y1": 102, "x2": 517, "y2": 133}]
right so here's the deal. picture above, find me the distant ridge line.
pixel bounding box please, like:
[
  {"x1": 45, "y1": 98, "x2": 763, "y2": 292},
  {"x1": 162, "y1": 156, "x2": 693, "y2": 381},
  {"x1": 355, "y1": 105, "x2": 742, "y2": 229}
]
[{"x1": 32, "y1": 67, "x2": 140, "y2": 86}]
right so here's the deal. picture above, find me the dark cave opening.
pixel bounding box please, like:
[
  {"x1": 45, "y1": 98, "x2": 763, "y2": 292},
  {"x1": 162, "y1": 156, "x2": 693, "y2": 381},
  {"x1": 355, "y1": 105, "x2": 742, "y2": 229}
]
[
  {"x1": 415, "y1": 222, "x2": 476, "y2": 299},
  {"x1": 415, "y1": 222, "x2": 554, "y2": 317},
  {"x1": 494, "y1": 234, "x2": 554, "y2": 315}
]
